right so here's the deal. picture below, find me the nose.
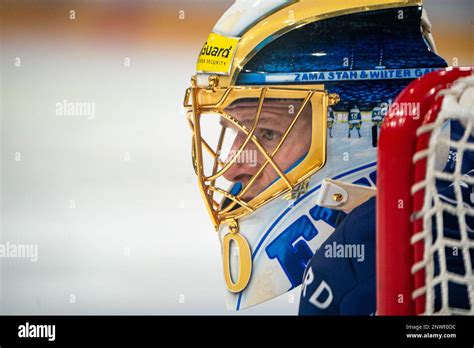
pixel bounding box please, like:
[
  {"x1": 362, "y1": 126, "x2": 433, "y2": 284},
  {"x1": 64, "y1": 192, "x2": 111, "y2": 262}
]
[{"x1": 222, "y1": 132, "x2": 259, "y2": 185}]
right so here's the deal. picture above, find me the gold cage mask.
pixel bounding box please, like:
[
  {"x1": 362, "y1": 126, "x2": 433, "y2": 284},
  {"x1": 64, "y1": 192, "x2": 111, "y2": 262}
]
[{"x1": 184, "y1": 75, "x2": 339, "y2": 229}]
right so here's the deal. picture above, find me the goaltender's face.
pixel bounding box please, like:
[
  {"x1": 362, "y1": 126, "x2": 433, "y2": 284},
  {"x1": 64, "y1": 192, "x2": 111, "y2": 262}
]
[{"x1": 220, "y1": 100, "x2": 312, "y2": 201}]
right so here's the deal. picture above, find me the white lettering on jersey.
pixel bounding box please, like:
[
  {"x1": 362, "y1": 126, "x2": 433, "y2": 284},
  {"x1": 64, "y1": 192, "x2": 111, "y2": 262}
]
[
  {"x1": 302, "y1": 267, "x2": 315, "y2": 298},
  {"x1": 309, "y1": 280, "x2": 334, "y2": 309}
]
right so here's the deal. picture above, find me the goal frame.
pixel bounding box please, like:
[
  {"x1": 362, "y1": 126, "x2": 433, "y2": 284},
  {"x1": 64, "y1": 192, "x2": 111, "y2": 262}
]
[{"x1": 376, "y1": 67, "x2": 473, "y2": 315}]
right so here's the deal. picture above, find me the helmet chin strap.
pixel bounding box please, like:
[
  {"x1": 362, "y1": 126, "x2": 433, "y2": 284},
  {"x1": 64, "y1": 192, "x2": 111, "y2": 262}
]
[{"x1": 317, "y1": 178, "x2": 376, "y2": 214}]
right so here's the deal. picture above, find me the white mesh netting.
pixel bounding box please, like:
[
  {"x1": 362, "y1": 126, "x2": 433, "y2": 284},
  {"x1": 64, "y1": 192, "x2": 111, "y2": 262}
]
[{"x1": 411, "y1": 74, "x2": 474, "y2": 315}]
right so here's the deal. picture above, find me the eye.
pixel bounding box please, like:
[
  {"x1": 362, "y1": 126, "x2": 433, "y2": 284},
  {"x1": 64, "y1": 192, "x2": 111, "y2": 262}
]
[{"x1": 261, "y1": 129, "x2": 276, "y2": 141}]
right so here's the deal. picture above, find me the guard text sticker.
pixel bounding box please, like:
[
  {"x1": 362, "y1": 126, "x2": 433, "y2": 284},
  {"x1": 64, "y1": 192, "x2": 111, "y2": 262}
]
[{"x1": 197, "y1": 32, "x2": 239, "y2": 75}]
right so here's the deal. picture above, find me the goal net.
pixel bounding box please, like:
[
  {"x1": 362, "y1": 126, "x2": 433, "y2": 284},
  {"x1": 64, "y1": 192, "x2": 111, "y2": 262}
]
[{"x1": 377, "y1": 68, "x2": 474, "y2": 315}]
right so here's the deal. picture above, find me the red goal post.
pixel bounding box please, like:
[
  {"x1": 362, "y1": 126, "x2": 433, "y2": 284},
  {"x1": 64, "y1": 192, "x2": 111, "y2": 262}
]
[{"x1": 377, "y1": 67, "x2": 474, "y2": 315}]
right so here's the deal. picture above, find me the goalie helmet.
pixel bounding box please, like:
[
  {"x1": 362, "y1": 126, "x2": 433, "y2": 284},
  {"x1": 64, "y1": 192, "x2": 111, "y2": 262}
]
[{"x1": 183, "y1": 0, "x2": 447, "y2": 310}]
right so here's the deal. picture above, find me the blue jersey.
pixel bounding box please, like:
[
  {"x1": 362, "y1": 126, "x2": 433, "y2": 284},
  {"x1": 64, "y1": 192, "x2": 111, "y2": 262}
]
[
  {"x1": 299, "y1": 120, "x2": 473, "y2": 316},
  {"x1": 348, "y1": 109, "x2": 362, "y2": 125},
  {"x1": 299, "y1": 197, "x2": 376, "y2": 316},
  {"x1": 371, "y1": 106, "x2": 383, "y2": 122}
]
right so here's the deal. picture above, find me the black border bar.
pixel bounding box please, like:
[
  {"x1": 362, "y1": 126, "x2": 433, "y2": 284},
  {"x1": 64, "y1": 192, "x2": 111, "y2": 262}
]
[{"x1": 0, "y1": 315, "x2": 472, "y2": 346}]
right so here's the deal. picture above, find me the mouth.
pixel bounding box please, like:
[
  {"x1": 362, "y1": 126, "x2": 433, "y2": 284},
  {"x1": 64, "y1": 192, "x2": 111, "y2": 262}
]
[
  {"x1": 233, "y1": 174, "x2": 251, "y2": 187},
  {"x1": 232, "y1": 175, "x2": 256, "y2": 201}
]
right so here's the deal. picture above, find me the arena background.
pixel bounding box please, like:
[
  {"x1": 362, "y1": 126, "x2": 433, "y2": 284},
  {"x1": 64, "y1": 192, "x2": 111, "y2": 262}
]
[{"x1": 1, "y1": 0, "x2": 473, "y2": 314}]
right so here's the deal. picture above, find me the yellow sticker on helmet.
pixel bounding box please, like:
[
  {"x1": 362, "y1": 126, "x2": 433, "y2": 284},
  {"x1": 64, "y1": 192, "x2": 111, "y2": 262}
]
[{"x1": 196, "y1": 33, "x2": 240, "y2": 75}]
